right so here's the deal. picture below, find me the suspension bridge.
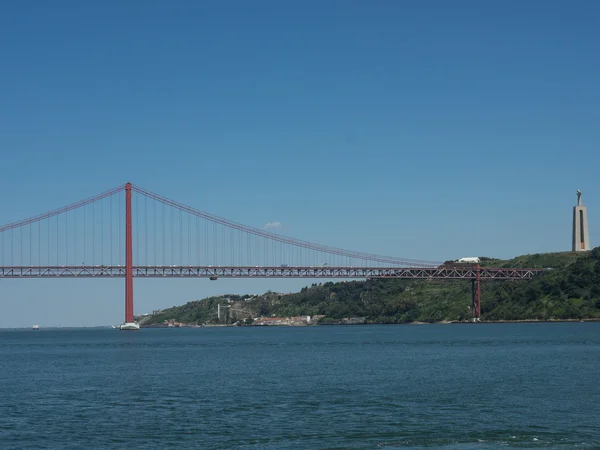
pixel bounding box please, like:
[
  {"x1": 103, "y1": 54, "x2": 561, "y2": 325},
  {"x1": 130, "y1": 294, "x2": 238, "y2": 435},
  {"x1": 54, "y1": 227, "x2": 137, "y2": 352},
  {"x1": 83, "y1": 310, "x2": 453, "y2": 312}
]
[{"x1": 0, "y1": 183, "x2": 542, "y2": 326}]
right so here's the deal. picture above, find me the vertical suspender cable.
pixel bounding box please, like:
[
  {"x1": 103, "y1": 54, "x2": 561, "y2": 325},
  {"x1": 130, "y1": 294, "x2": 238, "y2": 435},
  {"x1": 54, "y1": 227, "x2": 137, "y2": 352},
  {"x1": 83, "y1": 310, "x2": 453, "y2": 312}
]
[
  {"x1": 154, "y1": 195, "x2": 157, "y2": 267},
  {"x1": 74, "y1": 209, "x2": 76, "y2": 265},
  {"x1": 179, "y1": 209, "x2": 182, "y2": 266},
  {"x1": 56, "y1": 215, "x2": 59, "y2": 266},
  {"x1": 101, "y1": 198, "x2": 104, "y2": 264},
  {"x1": 145, "y1": 194, "x2": 148, "y2": 266},
  {"x1": 92, "y1": 201, "x2": 95, "y2": 265},
  {"x1": 110, "y1": 193, "x2": 113, "y2": 265},
  {"x1": 136, "y1": 192, "x2": 139, "y2": 266},
  {"x1": 119, "y1": 193, "x2": 122, "y2": 265},
  {"x1": 213, "y1": 222, "x2": 216, "y2": 264},
  {"x1": 65, "y1": 211, "x2": 68, "y2": 266}
]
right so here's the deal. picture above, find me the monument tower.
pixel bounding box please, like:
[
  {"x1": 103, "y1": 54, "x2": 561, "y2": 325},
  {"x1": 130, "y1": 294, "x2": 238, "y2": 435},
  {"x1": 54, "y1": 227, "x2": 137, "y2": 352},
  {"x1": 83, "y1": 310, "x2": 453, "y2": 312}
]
[{"x1": 572, "y1": 190, "x2": 590, "y2": 251}]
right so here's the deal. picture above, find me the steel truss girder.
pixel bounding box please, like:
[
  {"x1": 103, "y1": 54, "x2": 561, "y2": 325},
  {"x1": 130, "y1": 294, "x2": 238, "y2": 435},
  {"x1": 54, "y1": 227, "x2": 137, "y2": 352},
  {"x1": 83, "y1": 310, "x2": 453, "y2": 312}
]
[{"x1": 0, "y1": 266, "x2": 543, "y2": 280}]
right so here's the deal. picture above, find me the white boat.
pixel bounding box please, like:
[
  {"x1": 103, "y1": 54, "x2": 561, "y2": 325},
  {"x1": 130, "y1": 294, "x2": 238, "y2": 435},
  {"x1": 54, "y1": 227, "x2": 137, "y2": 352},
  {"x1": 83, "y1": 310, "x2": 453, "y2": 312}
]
[
  {"x1": 120, "y1": 322, "x2": 140, "y2": 331},
  {"x1": 32, "y1": 324, "x2": 40, "y2": 330}
]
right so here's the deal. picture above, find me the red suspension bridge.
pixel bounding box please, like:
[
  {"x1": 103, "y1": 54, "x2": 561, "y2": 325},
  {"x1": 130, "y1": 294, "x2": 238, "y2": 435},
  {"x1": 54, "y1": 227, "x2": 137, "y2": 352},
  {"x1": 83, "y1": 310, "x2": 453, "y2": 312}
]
[{"x1": 0, "y1": 183, "x2": 542, "y2": 324}]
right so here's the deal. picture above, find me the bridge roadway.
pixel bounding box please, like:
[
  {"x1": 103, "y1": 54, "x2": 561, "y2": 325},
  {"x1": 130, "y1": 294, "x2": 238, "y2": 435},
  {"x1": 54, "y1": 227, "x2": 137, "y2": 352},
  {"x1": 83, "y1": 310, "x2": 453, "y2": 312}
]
[{"x1": 0, "y1": 265, "x2": 543, "y2": 280}]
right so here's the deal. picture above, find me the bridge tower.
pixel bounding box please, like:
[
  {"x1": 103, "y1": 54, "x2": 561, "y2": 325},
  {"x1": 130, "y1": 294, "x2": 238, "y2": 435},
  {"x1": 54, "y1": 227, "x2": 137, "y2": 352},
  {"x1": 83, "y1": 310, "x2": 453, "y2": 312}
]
[
  {"x1": 120, "y1": 182, "x2": 139, "y2": 330},
  {"x1": 572, "y1": 190, "x2": 590, "y2": 252}
]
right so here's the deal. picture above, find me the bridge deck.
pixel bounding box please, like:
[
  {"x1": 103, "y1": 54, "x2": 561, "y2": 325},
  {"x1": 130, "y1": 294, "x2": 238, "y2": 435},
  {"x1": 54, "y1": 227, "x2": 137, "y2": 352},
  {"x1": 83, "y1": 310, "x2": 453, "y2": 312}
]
[{"x1": 0, "y1": 266, "x2": 544, "y2": 280}]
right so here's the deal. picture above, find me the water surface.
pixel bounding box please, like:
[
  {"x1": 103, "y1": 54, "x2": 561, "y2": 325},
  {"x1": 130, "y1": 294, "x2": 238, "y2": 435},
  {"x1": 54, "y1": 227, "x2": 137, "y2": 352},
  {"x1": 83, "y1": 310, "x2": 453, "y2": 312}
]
[{"x1": 1, "y1": 323, "x2": 598, "y2": 449}]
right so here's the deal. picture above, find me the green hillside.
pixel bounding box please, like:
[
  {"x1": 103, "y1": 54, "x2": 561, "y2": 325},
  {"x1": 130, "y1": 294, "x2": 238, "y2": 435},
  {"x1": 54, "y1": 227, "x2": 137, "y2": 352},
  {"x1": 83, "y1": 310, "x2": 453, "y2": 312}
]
[
  {"x1": 139, "y1": 248, "x2": 600, "y2": 325},
  {"x1": 478, "y1": 251, "x2": 582, "y2": 269}
]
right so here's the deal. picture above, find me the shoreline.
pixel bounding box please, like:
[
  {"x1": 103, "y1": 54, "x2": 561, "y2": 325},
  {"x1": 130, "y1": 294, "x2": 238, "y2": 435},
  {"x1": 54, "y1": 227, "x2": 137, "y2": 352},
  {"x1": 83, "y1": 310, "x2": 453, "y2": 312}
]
[
  {"x1": 139, "y1": 318, "x2": 600, "y2": 328},
  {"x1": 3, "y1": 319, "x2": 598, "y2": 330}
]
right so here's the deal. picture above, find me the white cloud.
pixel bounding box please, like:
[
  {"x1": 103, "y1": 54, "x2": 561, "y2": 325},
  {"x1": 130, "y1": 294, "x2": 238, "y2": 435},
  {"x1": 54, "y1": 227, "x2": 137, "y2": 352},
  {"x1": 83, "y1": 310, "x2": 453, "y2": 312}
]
[{"x1": 264, "y1": 221, "x2": 282, "y2": 230}]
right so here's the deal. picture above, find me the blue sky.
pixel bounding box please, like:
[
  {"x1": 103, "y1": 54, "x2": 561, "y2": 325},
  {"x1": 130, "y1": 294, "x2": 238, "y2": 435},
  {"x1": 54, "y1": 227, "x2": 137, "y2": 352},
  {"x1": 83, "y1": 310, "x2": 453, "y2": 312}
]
[{"x1": 1, "y1": 1, "x2": 599, "y2": 327}]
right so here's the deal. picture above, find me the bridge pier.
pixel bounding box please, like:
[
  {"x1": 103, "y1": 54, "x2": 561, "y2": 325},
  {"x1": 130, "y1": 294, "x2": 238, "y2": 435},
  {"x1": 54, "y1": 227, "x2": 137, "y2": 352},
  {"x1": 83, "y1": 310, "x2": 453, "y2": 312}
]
[{"x1": 471, "y1": 265, "x2": 481, "y2": 321}]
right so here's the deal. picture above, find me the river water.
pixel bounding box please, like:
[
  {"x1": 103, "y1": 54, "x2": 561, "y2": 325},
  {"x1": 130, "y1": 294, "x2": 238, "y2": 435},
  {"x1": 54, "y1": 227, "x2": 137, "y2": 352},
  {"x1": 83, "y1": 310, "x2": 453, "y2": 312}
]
[{"x1": 0, "y1": 323, "x2": 598, "y2": 449}]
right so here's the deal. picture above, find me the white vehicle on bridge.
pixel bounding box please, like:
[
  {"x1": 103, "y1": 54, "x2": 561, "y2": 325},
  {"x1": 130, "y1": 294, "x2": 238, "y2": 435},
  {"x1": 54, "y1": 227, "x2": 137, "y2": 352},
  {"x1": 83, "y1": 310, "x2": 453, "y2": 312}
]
[{"x1": 456, "y1": 257, "x2": 480, "y2": 263}]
